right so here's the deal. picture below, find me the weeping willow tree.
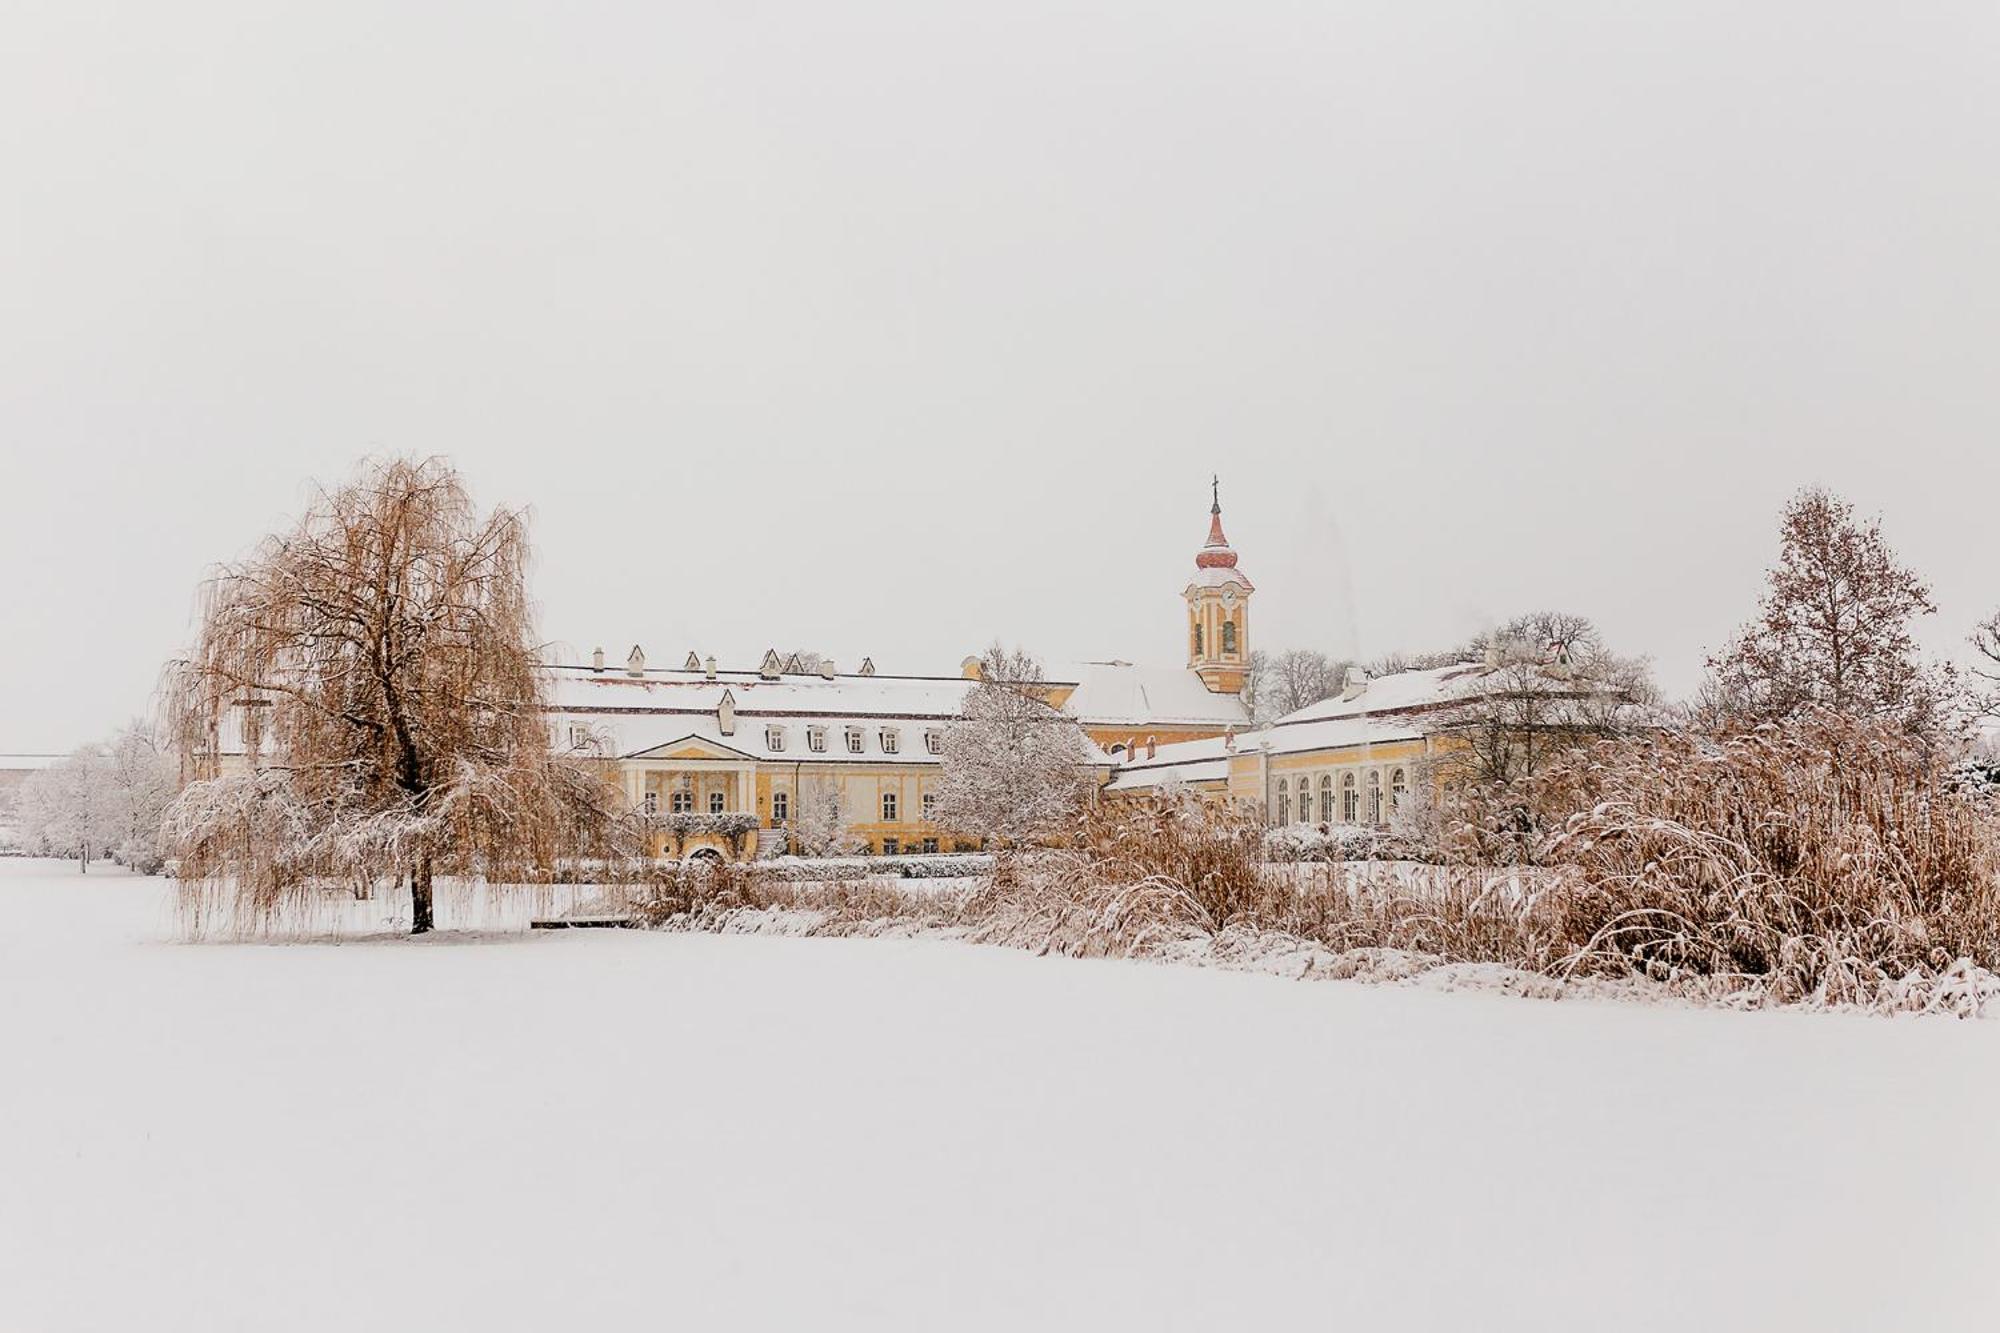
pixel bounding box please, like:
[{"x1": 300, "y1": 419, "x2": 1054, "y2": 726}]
[{"x1": 165, "y1": 457, "x2": 631, "y2": 934}]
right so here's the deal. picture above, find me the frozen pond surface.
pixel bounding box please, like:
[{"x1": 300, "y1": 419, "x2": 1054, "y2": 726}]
[{"x1": 1, "y1": 857, "x2": 1995, "y2": 1331}]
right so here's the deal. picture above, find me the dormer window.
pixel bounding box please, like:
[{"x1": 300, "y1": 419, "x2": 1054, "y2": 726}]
[
  {"x1": 923, "y1": 729, "x2": 942, "y2": 755},
  {"x1": 808, "y1": 726, "x2": 827, "y2": 753},
  {"x1": 766, "y1": 726, "x2": 786, "y2": 752},
  {"x1": 844, "y1": 726, "x2": 864, "y2": 754},
  {"x1": 880, "y1": 728, "x2": 900, "y2": 755}
]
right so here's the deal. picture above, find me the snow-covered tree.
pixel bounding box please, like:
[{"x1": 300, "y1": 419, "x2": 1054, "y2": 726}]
[
  {"x1": 1972, "y1": 610, "x2": 2000, "y2": 721},
  {"x1": 790, "y1": 780, "x2": 862, "y2": 857},
  {"x1": 164, "y1": 456, "x2": 629, "y2": 933},
  {"x1": 1705, "y1": 488, "x2": 1961, "y2": 746},
  {"x1": 932, "y1": 644, "x2": 1091, "y2": 849},
  {"x1": 14, "y1": 726, "x2": 176, "y2": 871},
  {"x1": 17, "y1": 747, "x2": 110, "y2": 869},
  {"x1": 1426, "y1": 612, "x2": 1654, "y2": 786},
  {"x1": 96, "y1": 722, "x2": 178, "y2": 873},
  {"x1": 1243, "y1": 648, "x2": 1348, "y2": 724}
]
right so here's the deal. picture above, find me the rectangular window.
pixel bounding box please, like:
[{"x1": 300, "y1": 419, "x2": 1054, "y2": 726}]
[
  {"x1": 766, "y1": 726, "x2": 786, "y2": 752},
  {"x1": 709, "y1": 791, "x2": 725, "y2": 815},
  {"x1": 642, "y1": 791, "x2": 658, "y2": 815},
  {"x1": 845, "y1": 727, "x2": 864, "y2": 754},
  {"x1": 882, "y1": 837, "x2": 899, "y2": 855},
  {"x1": 671, "y1": 789, "x2": 693, "y2": 814},
  {"x1": 567, "y1": 725, "x2": 589, "y2": 749},
  {"x1": 922, "y1": 792, "x2": 936, "y2": 820},
  {"x1": 771, "y1": 791, "x2": 789, "y2": 824},
  {"x1": 808, "y1": 726, "x2": 827, "y2": 753},
  {"x1": 921, "y1": 837, "x2": 939, "y2": 854},
  {"x1": 881, "y1": 792, "x2": 897, "y2": 821},
  {"x1": 880, "y1": 728, "x2": 899, "y2": 754},
  {"x1": 924, "y1": 730, "x2": 942, "y2": 755}
]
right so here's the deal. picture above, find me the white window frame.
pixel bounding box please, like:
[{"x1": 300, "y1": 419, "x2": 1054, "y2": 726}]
[
  {"x1": 880, "y1": 727, "x2": 900, "y2": 755},
  {"x1": 766, "y1": 726, "x2": 786, "y2": 752},
  {"x1": 642, "y1": 791, "x2": 658, "y2": 816},
  {"x1": 922, "y1": 792, "x2": 936, "y2": 820},
  {"x1": 924, "y1": 729, "x2": 943, "y2": 755},
  {"x1": 845, "y1": 726, "x2": 864, "y2": 754},
  {"x1": 771, "y1": 790, "x2": 789, "y2": 824},
  {"x1": 709, "y1": 790, "x2": 726, "y2": 815},
  {"x1": 882, "y1": 791, "x2": 898, "y2": 821},
  {"x1": 807, "y1": 726, "x2": 827, "y2": 753}
]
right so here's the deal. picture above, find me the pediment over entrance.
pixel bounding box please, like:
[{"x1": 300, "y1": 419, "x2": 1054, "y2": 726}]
[{"x1": 626, "y1": 735, "x2": 758, "y2": 763}]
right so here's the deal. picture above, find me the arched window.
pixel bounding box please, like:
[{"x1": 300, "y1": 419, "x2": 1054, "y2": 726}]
[
  {"x1": 1366, "y1": 771, "x2": 1382, "y2": 824},
  {"x1": 1319, "y1": 774, "x2": 1334, "y2": 823},
  {"x1": 1296, "y1": 777, "x2": 1311, "y2": 823},
  {"x1": 1193, "y1": 622, "x2": 1205, "y2": 656},
  {"x1": 1341, "y1": 773, "x2": 1358, "y2": 822},
  {"x1": 1277, "y1": 788, "x2": 1289, "y2": 825},
  {"x1": 1390, "y1": 768, "x2": 1408, "y2": 813},
  {"x1": 1221, "y1": 619, "x2": 1237, "y2": 653}
]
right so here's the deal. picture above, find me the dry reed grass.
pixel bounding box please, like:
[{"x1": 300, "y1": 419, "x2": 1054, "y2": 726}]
[{"x1": 625, "y1": 715, "x2": 2000, "y2": 1016}]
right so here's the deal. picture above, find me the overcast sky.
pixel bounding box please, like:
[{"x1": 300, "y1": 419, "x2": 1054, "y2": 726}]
[{"x1": 3, "y1": 2, "x2": 1997, "y2": 750}]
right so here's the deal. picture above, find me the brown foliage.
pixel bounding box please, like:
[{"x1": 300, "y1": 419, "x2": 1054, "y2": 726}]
[
  {"x1": 165, "y1": 457, "x2": 632, "y2": 934},
  {"x1": 1502, "y1": 711, "x2": 2000, "y2": 1001},
  {"x1": 1706, "y1": 487, "x2": 1962, "y2": 747}
]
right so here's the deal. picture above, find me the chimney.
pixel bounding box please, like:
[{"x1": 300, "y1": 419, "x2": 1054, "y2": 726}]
[
  {"x1": 1223, "y1": 726, "x2": 1237, "y2": 753},
  {"x1": 1146, "y1": 735, "x2": 1157, "y2": 760},
  {"x1": 703, "y1": 654, "x2": 718, "y2": 681},
  {"x1": 591, "y1": 647, "x2": 605, "y2": 672},
  {"x1": 1341, "y1": 666, "x2": 1370, "y2": 702},
  {"x1": 818, "y1": 655, "x2": 836, "y2": 680},
  {"x1": 1484, "y1": 634, "x2": 1502, "y2": 669},
  {"x1": 625, "y1": 645, "x2": 645, "y2": 677}
]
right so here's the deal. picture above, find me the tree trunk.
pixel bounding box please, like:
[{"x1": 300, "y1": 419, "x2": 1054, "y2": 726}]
[{"x1": 411, "y1": 855, "x2": 434, "y2": 935}]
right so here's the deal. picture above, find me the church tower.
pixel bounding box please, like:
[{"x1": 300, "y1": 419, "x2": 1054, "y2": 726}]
[{"x1": 1183, "y1": 478, "x2": 1254, "y2": 694}]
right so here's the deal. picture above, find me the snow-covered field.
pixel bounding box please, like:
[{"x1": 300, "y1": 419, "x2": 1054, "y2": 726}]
[{"x1": 3, "y1": 858, "x2": 1996, "y2": 1331}]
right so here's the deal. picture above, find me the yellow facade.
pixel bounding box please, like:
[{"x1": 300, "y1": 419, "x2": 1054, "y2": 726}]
[{"x1": 547, "y1": 485, "x2": 1261, "y2": 860}]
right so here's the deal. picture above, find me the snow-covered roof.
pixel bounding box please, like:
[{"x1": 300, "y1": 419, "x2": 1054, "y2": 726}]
[
  {"x1": 1103, "y1": 664, "x2": 1486, "y2": 793},
  {"x1": 1182, "y1": 565, "x2": 1254, "y2": 591},
  {"x1": 549, "y1": 664, "x2": 1129, "y2": 768},
  {"x1": 0, "y1": 754, "x2": 63, "y2": 772},
  {"x1": 1103, "y1": 733, "x2": 1238, "y2": 791},
  {"x1": 1055, "y1": 661, "x2": 1250, "y2": 729},
  {"x1": 547, "y1": 665, "x2": 974, "y2": 720},
  {"x1": 1268, "y1": 663, "x2": 1494, "y2": 726}
]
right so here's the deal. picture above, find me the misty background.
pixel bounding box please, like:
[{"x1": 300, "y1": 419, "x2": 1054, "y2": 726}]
[{"x1": 3, "y1": 1, "x2": 1996, "y2": 751}]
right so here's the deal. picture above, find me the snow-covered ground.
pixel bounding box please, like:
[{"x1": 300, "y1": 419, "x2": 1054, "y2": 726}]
[{"x1": 2, "y1": 858, "x2": 1996, "y2": 1331}]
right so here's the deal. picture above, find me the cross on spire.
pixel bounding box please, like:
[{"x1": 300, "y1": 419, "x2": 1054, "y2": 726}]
[{"x1": 1211, "y1": 474, "x2": 1220, "y2": 515}]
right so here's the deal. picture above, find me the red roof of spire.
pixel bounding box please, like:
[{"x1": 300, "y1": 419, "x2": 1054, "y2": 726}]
[{"x1": 1197, "y1": 479, "x2": 1238, "y2": 568}]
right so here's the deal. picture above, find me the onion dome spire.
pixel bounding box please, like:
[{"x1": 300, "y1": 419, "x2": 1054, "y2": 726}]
[{"x1": 1197, "y1": 474, "x2": 1238, "y2": 569}]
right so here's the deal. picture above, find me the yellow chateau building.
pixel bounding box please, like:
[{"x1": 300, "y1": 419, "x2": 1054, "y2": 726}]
[
  {"x1": 550, "y1": 488, "x2": 1259, "y2": 855},
  {"x1": 551, "y1": 485, "x2": 1536, "y2": 855}
]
